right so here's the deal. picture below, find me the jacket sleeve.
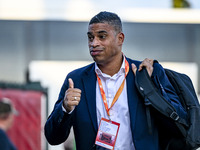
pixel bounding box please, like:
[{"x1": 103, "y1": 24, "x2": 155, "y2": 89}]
[
  {"x1": 44, "y1": 76, "x2": 73, "y2": 145},
  {"x1": 152, "y1": 63, "x2": 188, "y2": 121}
]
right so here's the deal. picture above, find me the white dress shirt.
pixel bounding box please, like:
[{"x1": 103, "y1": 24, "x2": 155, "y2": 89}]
[{"x1": 95, "y1": 59, "x2": 135, "y2": 150}]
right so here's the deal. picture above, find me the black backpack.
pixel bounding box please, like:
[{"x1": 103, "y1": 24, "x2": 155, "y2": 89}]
[{"x1": 135, "y1": 63, "x2": 200, "y2": 150}]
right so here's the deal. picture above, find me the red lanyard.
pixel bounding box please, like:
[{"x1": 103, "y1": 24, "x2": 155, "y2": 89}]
[{"x1": 96, "y1": 57, "x2": 129, "y2": 117}]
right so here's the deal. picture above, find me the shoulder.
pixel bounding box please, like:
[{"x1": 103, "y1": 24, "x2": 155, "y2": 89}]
[
  {"x1": 61, "y1": 62, "x2": 96, "y2": 87},
  {"x1": 126, "y1": 57, "x2": 141, "y2": 68},
  {"x1": 0, "y1": 129, "x2": 7, "y2": 139},
  {"x1": 68, "y1": 62, "x2": 95, "y2": 77},
  {"x1": 0, "y1": 129, "x2": 12, "y2": 148},
  {"x1": 126, "y1": 56, "x2": 165, "y2": 77}
]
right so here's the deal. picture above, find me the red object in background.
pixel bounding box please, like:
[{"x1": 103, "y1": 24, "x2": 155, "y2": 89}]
[{"x1": 0, "y1": 89, "x2": 46, "y2": 150}]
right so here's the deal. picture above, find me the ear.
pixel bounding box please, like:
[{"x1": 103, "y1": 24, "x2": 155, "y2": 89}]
[{"x1": 117, "y1": 32, "x2": 124, "y2": 45}]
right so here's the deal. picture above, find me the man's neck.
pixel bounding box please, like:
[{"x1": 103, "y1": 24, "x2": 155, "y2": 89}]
[{"x1": 97, "y1": 54, "x2": 124, "y2": 76}]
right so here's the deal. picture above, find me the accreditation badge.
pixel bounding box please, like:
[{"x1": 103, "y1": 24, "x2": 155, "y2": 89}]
[{"x1": 95, "y1": 118, "x2": 120, "y2": 150}]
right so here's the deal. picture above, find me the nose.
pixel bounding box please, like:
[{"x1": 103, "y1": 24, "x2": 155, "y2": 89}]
[{"x1": 90, "y1": 37, "x2": 99, "y2": 48}]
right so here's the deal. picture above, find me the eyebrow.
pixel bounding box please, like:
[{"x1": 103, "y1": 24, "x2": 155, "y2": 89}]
[
  {"x1": 98, "y1": 31, "x2": 107, "y2": 34},
  {"x1": 87, "y1": 32, "x2": 92, "y2": 35},
  {"x1": 87, "y1": 30, "x2": 108, "y2": 35}
]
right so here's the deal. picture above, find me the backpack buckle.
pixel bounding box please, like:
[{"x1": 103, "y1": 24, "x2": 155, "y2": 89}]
[{"x1": 170, "y1": 112, "x2": 179, "y2": 121}]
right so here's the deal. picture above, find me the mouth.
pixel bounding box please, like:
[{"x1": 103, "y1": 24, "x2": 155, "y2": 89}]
[{"x1": 90, "y1": 49, "x2": 103, "y2": 56}]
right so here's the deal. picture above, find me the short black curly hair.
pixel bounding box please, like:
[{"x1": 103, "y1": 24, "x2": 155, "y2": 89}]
[{"x1": 89, "y1": 11, "x2": 122, "y2": 33}]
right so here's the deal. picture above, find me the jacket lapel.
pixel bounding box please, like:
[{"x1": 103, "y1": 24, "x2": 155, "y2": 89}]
[{"x1": 82, "y1": 64, "x2": 98, "y2": 132}]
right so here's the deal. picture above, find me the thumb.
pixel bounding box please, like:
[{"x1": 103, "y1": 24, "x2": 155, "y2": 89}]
[
  {"x1": 68, "y1": 78, "x2": 74, "y2": 88},
  {"x1": 131, "y1": 63, "x2": 137, "y2": 76}
]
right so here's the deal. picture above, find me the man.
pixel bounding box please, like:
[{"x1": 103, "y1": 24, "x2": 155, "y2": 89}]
[
  {"x1": 45, "y1": 11, "x2": 187, "y2": 150},
  {"x1": 0, "y1": 98, "x2": 17, "y2": 150}
]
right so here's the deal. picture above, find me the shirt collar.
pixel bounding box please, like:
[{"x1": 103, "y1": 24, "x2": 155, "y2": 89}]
[{"x1": 95, "y1": 56, "x2": 126, "y2": 78}]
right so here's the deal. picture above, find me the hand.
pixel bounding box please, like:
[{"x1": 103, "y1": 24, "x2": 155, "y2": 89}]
[
  {"x1": 63, "y1": 78, "x2": 81, "y2": 112},
  {"x1": 131, "y1": 58, "x2": 154, "y2": 77}
]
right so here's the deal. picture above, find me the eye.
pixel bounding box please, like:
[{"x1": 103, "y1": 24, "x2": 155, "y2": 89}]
[
  {"x1": 88, "y1": 35, "x2": 94, "y2": 41},
  {"x1": 99, "y1": 34, "x2": 106, "y2": 39}
]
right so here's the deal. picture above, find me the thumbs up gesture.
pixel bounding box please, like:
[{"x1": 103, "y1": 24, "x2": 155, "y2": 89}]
[{"x1": 63, "y1": 78, "x2": 82, "y2": 112}]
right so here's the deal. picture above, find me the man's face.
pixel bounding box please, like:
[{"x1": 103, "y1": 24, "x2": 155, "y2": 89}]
[{"x1": 87, "y1": 23, "x2": 123, "y2": 65}]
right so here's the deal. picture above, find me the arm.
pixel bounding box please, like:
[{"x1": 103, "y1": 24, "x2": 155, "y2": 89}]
[
  {"x1": 44, "y1": 76, "x2": 81, "y2": 145},
  {"x1": 44, "y1": 102, "x2": 73, "y2": 145}
]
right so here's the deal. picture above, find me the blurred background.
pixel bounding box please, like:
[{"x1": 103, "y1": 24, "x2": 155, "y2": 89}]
[{"x1": 0, "y1": 0, "x2": 200, "y2": 150}]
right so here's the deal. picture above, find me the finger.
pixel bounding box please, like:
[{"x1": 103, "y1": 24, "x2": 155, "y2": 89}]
[
  {"x1": 147, "y1": 66, "x2": 154, "y2": 77},
  {"x1": 65, "y1": 89, "x2": 81, "y2": 102},
  {"x1": 68, "y1": 78, "x2": 74, "y2": 89},
  {"x1": 67, "y1": 88, "x2": 81, "y2": 94},
  {"x1": 139, "y1": 63, "x2": 146, "y2": 71},
  {"x1": 131, "y1": 63, "x2": 137, "y2": 76},
  {"x1": 139, "y1": 58, "x2": 154, "y2": 76},
  {"x1": 74, "y1": 92, "x2": 81, "y2": 97},
  {"x1": 149, "y1": 59, "x2": 154, "y2": 66},
  {"x1": 67, "y1": 100, "x2": 80, "y2": 106},
  {"x1": 72, "y1": 96, "x2": 81, "y2": 102},
  {"x1": 138, "y1": 58, "x2": 152, "y2": 71},
  {"x1": 71, "y1": 93, "x2": 81, "y2": 101}
]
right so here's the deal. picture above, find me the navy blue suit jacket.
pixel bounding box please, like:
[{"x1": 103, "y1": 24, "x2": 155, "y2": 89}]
[
  {"x1": 44, "y1": 57, "x2": 187, "y2": 150},
  {"x1": 0, "y1": 129, "x2": 17, "y2": 150}
]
